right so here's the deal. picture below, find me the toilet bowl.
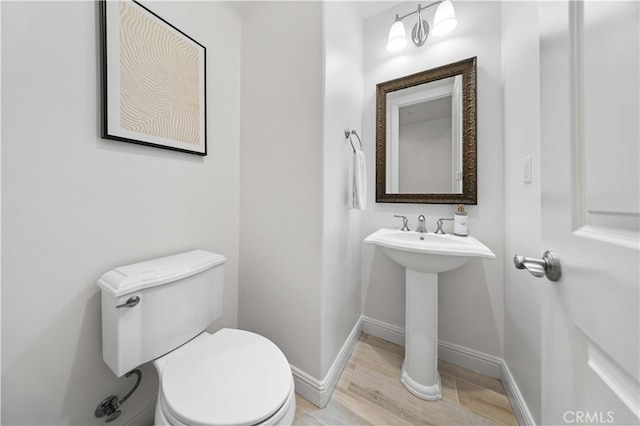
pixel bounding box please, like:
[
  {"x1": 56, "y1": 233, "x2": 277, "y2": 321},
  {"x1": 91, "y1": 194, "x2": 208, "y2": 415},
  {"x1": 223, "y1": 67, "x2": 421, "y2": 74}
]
[
  {"x1": 97, "y1": 250, "x2": 295, "y2": 426},
  {"x1": 152, "y1": 329, "x2": 296, "y2": 426}
]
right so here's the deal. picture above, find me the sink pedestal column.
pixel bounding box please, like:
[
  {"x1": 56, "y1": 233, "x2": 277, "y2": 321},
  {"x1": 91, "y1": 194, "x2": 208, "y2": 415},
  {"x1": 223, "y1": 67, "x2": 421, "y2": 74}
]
[{"x1": 401, "y1": 269, "x2": 442, "y2": 400}]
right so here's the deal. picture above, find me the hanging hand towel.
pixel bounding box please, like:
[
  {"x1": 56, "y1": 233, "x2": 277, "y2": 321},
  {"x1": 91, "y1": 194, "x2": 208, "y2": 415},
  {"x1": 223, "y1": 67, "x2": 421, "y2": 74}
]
[{"x1": 352, "y1": 149, "x2": 367, "y2": 209}]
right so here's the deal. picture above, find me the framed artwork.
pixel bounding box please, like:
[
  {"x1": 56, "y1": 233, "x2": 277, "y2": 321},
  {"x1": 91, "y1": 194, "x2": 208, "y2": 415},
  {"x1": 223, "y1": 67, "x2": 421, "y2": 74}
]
[{"x1": 100, "y1": 0, "x2": 207, "y2": 155}]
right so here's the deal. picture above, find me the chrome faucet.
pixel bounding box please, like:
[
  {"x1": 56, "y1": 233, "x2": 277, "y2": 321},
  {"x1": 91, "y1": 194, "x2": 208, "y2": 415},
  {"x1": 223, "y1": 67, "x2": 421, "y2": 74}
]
[
  {"x1": 435, "y1": 217, "x2": 454, "y2": 234},
  {"x1": 394, "y1": 215, "x2": 410, "y2": 231},
  {"x1": 416, "y1": 215, "x2": 427, "y2": 233}
]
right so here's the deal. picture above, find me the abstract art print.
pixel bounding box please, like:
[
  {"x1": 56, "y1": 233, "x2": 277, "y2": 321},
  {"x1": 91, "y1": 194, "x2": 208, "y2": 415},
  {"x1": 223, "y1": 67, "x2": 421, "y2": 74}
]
[{"x1": 101, "y1": 0, "x2": 207, "y2": 155}]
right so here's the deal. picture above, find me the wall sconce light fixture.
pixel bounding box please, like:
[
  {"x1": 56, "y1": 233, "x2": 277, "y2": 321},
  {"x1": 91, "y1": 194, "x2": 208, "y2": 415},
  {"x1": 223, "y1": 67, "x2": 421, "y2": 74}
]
[{"x1": 386, "y1": 0, "x2": 458, "y2": 52}]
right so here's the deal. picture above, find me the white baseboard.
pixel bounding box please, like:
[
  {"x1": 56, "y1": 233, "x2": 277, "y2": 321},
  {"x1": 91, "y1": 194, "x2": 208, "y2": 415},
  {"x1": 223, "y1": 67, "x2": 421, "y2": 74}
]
[
  {"x1": 361, "y1": 315, "x2": 405, "y2": 346},
  {"x1": 121, "y1": 395, "x2": 155, "y2": 426},
  {"x1": 438, "y1": 340, "x2": 503, "y2": 379},
  {"x1": 361, "y1": 315, "x2": 536, "y2": 425},
  {"x1": 290, "y1": 365, "x2": 325, "y2": 408},
  {"x1": 290, "y1": 318, "x2": 362, "y2": 408},
  {"x1": 501, "y1": 360, "x2": 537, "y2": 426}
]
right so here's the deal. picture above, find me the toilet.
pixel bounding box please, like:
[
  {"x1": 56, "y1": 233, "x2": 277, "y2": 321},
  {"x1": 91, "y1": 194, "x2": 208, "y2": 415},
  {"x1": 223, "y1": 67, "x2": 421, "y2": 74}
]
[{"x1": 97, "y1": 250, "x2": 296, "y2": 425}]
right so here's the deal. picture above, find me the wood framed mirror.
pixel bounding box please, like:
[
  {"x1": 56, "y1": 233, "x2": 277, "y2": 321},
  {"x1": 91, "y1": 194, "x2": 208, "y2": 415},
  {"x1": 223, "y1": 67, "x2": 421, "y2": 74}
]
[{"x1": 376, "y1": 57, "x2": 477, "y2": 204}]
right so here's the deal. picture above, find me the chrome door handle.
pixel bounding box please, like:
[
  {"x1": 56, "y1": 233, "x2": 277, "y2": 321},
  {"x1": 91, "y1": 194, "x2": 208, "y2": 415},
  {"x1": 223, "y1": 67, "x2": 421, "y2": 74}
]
[
  {"x1": 116, "y1": 296, "x2": 140, "y2": 309},
  {"x1": 514, "y1": 251, "x2": 562, "y2": 281}
]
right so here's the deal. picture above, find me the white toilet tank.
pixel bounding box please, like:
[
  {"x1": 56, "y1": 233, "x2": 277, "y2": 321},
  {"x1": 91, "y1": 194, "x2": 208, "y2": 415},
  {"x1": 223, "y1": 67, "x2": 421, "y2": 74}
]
[{"x1": 98, "y1": 250, "x2": 226, "y2": 377}]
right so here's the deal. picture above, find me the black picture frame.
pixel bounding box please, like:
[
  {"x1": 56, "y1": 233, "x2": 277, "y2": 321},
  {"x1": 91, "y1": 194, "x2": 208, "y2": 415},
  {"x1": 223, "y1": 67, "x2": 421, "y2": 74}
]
[{"x1": 100, "y1": 0, "x2": 207, "y2": 156}]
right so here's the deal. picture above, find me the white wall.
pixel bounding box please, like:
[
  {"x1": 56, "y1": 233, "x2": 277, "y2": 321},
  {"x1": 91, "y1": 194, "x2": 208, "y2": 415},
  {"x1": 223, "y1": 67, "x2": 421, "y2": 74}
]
[
  {"x1": 500, "y1": 2, "x2": 544, "y2": 423},
  {"x1": 361, "y1": 1, "x2": 505, "y2": 358},
  {"x1": 238, "y1": 2, "x2": 366, "y2": 399},
  {"x1": 321, "y1": 1, "x2": 364, "y2": 378},
  {"x1": 1, "y1": 1, "x2": 241, "y2": 424},
  {"x1": 238, "y1": 1, "x2": 325, "y2": 380}
]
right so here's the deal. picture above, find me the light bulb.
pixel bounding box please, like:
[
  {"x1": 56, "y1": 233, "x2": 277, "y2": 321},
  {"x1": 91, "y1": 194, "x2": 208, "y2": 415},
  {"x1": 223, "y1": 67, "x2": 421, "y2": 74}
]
[
  {"x1": 386, "y1": 20, "x2": 407, "y2": 52},
  {"x1": 432, "y1": 0, "x2": 458, "y2": 37}
]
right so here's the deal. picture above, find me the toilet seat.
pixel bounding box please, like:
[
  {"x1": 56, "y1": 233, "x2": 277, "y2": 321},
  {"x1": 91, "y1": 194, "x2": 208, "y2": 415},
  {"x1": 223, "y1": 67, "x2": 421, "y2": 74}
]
[
  {"x1": 157, "y1": 379, "x2": 295, "y2": 426},
  {"x1": 158, "y1": 329, "x2": 293, "y2": 426}
]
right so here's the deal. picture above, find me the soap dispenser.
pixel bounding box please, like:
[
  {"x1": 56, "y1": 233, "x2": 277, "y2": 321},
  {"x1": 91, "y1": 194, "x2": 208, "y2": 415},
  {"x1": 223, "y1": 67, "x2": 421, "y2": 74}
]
[{"x1": 454, "y1": 204, "x2": 468, "y2": 237}]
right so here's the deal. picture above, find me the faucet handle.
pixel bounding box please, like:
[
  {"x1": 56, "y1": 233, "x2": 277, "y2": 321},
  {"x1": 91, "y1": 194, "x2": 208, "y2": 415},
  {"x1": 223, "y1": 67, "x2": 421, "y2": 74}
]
[
  {"x1": 394, "y1": 215, "x2": 410, "y2": 231},
  {"x1": 435, "y1": 217, "x2": 454, "y2": 234}
]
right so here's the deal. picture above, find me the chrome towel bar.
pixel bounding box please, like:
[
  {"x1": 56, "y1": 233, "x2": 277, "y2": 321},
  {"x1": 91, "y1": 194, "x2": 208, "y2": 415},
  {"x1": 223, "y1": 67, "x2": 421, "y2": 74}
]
[{"x1": 344, "y1": 128, "x2": 363, "y2": 152}]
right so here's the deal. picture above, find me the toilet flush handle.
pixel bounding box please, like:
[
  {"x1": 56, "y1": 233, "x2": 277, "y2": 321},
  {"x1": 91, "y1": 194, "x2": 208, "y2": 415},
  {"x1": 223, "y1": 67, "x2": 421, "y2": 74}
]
[{"x1": 116, "y1": 296, "x2": 140, "y2": 309}]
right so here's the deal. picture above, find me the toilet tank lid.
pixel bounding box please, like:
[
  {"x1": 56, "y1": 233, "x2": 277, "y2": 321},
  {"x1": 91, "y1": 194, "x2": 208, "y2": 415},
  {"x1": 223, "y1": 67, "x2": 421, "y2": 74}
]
[{"x1": 97, "y1": 250, "x2": 226, "y2": 297}]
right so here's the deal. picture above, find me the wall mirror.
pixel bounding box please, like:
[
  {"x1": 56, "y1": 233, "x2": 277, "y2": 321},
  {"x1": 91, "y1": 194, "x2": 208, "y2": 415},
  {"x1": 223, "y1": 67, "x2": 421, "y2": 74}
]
[{"x1": 376, "y1": 57, "x2": 477, "y2": 204}]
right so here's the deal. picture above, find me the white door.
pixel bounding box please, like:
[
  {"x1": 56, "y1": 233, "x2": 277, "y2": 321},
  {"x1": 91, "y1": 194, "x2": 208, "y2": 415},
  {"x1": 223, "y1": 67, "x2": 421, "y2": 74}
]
[{"x1": 538, "y1": 1, "x2": 639, "y2": 425}]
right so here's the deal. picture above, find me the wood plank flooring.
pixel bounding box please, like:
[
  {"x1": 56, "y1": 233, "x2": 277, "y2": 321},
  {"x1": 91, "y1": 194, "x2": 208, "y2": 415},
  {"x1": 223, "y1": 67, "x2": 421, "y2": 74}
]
[{"x1": 293, "y1": 333, "x2": 519, "y2": 425}]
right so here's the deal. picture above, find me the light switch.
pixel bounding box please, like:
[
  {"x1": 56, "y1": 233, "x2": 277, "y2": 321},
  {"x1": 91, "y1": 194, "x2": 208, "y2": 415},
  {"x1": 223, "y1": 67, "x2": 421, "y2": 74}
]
[{"x1": 523, "y1": 156, "x2": 532, "y2": 183}]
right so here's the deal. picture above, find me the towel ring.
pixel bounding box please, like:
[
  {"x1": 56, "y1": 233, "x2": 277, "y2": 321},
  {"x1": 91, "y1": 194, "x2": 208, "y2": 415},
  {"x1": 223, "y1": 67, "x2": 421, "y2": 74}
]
[{"x1": 344, "y1": 128, "x2": 363, "y2": 152}]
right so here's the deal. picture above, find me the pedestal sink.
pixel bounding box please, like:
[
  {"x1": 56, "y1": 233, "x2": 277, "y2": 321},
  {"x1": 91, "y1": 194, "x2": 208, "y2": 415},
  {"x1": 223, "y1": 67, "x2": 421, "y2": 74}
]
[{"x1": 364, "y1": 228, "x2": 495, "y2": 400}]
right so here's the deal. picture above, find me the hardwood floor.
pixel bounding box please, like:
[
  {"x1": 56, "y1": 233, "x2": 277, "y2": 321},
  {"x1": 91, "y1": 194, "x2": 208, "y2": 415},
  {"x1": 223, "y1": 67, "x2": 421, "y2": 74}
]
[{"x1": 293, "y1": 333, "x2": 519, "y2": 425}]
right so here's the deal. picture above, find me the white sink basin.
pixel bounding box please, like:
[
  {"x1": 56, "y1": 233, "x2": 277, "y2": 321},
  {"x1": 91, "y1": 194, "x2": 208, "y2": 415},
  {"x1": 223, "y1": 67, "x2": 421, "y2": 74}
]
[
  {"x1": 364, "y1": 228, "x2": 495, "y2": 273},
  {"x1": 364, "y1": 227, "x2": 495, "y2": 401}
]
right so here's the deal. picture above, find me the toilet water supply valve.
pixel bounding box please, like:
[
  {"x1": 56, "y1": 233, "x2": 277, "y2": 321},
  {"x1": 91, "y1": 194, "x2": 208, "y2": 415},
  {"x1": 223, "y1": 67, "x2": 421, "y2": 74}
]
[{"x1": 95, "y1": 369, "x2": 142, "y2": 423}]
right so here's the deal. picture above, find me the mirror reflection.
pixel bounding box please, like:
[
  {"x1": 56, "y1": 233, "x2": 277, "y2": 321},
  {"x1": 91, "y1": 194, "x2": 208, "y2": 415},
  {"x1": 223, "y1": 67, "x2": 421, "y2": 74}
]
[
  {"x1": 388, "y1": 76, "x2": 462, "y2": 194},
  {"x1": 376, "y1": 57, "x2": 477, "y2": 204}
]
